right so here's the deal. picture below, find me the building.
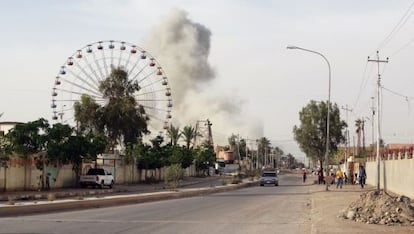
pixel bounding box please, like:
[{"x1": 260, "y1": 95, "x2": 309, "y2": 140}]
[
  {"x1": 215, "y1": 145, "x2": 234, "y2": 164},
  {"x1": 0, "y1": 121, "x2": 22, "y2": 136}
]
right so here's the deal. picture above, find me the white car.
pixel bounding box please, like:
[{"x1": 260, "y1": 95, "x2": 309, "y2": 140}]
[{"x1": 259, "y1": 170, "x2": 279, "y2": 186}]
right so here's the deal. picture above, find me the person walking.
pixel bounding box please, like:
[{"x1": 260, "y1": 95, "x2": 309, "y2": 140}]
[
  {"x1": 317, "y1": 169, "x2": 323, "y2": 184},
  {"x1": 359, "y1": 165, "x2": 366, "y2": 188},
  {"x1": 336, "y1": 168, "x2": 344, "y2": 189},
  {"x1": 302, "y1": 169, "x2": 307, "y2": 183}
]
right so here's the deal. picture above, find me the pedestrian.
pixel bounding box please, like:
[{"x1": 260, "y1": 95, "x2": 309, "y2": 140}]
[
  {"x1": 317, "y1": 169, "x2": 323, "y2": 184},
  {"x1": 359, "y1": 165, "x2": 366, "y2": 188},
  {"x1": 46, "y1": 173, "x2": 50, "y2": 190},
  {"x1": 336, "y1": 168, "x2": 344, "y2": 189},
  {"x1": 354, "y1": 172, "x2": 358, "y2": 184},
  {"x1": 302, "y1": 170, "x2": 307, "y2": 183},
  {"x1": 343, "y1": 172, "x2": 348, "y2": 184}
]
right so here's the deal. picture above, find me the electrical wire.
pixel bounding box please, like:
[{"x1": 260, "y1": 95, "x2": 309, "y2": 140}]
[
  {"x1": 353, "y1": 61, "x2": 369, "y2": 109},
  {"x1": 374, "y1": 0, "x2": 414, "y2": 54},
  {"x1": 390, "y1": 35, "x2": 414, "y2": 57},
  {"x1": 353, "y1": 63, "x2": 376, "y2": 114},
  {"x1": 381, "y1": 85, "x2": 414, "y2": 100}
]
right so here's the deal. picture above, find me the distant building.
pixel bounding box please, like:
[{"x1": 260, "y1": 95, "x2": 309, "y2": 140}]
[
  {"x1": 215, "y1": 145, "x2": 234, "y2": 164},
  {"x1": 0, "y1": 121, "x2": 22, "y2": 136},
  {"x1": 386, "y1": 143, "x2": 414, "y2": 150}
]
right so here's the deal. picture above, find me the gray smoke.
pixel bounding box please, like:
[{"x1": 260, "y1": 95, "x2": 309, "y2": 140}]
[{"x1": 145, "y1": 9, "x2": 263, "y2": 144}]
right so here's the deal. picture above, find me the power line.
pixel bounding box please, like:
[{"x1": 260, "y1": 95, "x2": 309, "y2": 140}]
[
  {"x1": 381, "y1": 85, "x2": 414, "y2": 100},
  {"x1": 374, "y1": 0, "x2": 414, "y2": 54},
  {"x1": 353, "y1": 61, "x2": 373, "y2": 110},
  {"x1": 390, "y1": 35, "x2": 414, "y2": 57}
]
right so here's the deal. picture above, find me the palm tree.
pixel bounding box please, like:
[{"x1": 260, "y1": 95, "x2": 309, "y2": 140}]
[
  {"x1": 167, "y1": 124, "x2": 181, "y2": 146},
  {"x1": 181, "y1": 125, "x2": 196, "y2": 149},
  {"x1": 355, "y1": 118, "x2": 362, "y2": 156}
]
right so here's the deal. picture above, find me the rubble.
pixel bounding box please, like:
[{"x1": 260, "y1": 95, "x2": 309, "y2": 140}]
[{"x1": 341, "y1": 190, "x2": 414, "y2": 226}]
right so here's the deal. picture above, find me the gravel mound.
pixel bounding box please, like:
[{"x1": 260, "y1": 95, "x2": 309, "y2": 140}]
[{"x1": 341, "y1": 190, "x2": 414, "y2": 226}]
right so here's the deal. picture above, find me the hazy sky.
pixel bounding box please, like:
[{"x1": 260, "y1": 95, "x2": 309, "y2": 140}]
[{"x1": 1, "y1": 0, "x2": 414, "y2": 161}]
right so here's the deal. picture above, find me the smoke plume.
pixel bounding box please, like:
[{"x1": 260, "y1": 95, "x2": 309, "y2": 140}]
[{"x1": 145, "y1": 9, "x2": 262, "y2": 144}]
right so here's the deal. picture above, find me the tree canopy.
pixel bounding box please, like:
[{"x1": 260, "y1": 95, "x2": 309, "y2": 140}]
[
  {"x1": 293, "y1": 100, "x2": 346, "y2": 169},
  {"x1": 74, "y1": 67, "x2": 149, "y2": 150}
]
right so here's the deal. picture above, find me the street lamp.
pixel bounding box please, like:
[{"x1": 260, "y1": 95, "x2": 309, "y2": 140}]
[{"x1": 287, "y1": 45, "x2": 331, "y2": 191}]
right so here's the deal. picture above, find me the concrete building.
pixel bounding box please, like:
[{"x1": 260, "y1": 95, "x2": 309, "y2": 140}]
[{"x1": 0, "y1": 121, "x2": 22, "y2": 136}]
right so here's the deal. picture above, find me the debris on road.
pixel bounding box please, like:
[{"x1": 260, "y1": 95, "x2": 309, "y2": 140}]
[{"x1": 341, "y1": 190, "x2": 414, "y2": 226}]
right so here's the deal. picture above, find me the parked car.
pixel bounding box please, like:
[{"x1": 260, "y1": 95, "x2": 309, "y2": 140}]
[
  {"x1": 79, "y1": 168, "x2": 114, "y2": 189},
  {"x1": 259, "y1": 170, "x2": 279, "y2": 186}
]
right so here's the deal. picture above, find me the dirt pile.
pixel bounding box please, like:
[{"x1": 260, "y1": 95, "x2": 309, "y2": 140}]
[{"x1": 341, "y1": 190, "x2": 414, "y2": 226}]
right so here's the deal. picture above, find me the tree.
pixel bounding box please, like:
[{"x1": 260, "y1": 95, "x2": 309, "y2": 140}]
[
  {"x1": 99, "y1": 67, "x2": 148, "y2": 148},
  {"x1": 239, "y1": 138, "x2": 247, "y2": 159},
  {"x1": 167, "y1": 124, "x2": 181, "y2": 146},
  {"x1": 74, "y1": 67, "x2": 149, "y2": 150},
  {"x1": 130, "y1": 137, "x2": 153, "y2": 180},
  {"x1": 39, "y1": 122, "x2": 107, "y2": 184},
  {"x1": 293, "y1": 100, "x2": 346, "y2": 170},
  {"x1": 6, "y1": 118, "x2": 49, "y2": 189},
  {"x1": 194, "y1": 143, "x2": 215, "y2": 176},
  {"x1": 74, "y1": 94, "x2": 100, "y2": 134},
  {"x1": 46, "y1": 123, "x2": 74, "y2": 163},
  {"x1": 181, "y1": 125, "x2": 196, "y2": 149},
  {"x1": 0, "y1": 133, "x2": 11, "y2": 191}
]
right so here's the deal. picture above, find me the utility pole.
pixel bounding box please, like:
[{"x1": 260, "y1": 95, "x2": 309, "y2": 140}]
[
  {"x1": 246, "y1": 137, "x2": 251, "y2": 170},
  {"x1": 341, "y1": 105, "x2": 353, "y2": 167},
  {"x1": 368, "y1": 51, "x2": 388, "y2": 192},
  {"x1": 371, "y1": 96, "x2": 375, "y2": 151},
  {"x1": 236, "y1": 134, "x2": 241, "y2": 164},
  {"x1": 362, "y1": 117, "x2": 366, "y2": 155},
  {"x1": 194, "y1": 119, "x2": 213, "y2": 147}
]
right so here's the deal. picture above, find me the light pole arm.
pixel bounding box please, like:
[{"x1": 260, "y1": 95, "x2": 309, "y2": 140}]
[{"x1": 287, "y1": 46, "x2": 331, "y2": 81}]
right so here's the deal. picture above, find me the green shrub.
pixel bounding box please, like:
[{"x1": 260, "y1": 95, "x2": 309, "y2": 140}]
[{"x1": 166, "y1": 164, "x2": 184, "y2": 189}]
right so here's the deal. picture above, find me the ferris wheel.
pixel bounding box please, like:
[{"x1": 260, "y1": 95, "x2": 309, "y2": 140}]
[{"x1": 51, "y1": 40, "x2": 172, "y2": 133}]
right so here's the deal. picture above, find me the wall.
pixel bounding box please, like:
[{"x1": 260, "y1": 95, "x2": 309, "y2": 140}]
[
  {"x1": 0, "y1": 155, "x2": 197, "y2": 191},
  {"x1": 366, "y1": 152, "x2": 414, "y2": 199}
]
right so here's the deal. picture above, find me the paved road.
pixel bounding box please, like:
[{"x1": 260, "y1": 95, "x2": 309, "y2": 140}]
[{"x1": 0, "y1": 174, "x2": 312, "y2": 234}]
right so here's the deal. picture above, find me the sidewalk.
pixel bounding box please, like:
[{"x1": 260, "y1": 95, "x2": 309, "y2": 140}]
[{"x1": 309, "y1": 182, "x2": 414, "y2": 234}]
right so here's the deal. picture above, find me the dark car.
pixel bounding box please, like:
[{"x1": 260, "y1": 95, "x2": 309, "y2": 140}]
[{"x1": 259, "y1": 170, "x2": 279, "y2": 186}]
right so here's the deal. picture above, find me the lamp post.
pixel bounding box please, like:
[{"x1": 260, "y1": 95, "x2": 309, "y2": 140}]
[{"x1": 287, "y1": 45, "x2": 331, "y2": 191}]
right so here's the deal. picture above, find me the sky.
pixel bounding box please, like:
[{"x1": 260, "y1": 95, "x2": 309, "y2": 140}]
[{"x1": 2, "y1": 0, "x2": 414, "y2": 162}]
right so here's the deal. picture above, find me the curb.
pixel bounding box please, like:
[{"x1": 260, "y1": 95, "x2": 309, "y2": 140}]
[{"x1": 0, "y1": 180, "x2": 259, "y2": 217}]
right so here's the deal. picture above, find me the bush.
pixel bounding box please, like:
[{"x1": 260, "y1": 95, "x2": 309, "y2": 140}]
[
  {"x1": 47, "y1": 193, "x2": 56, "y2": 201},
  {"x1": 231, "y1": 176, "x2": 242, "y2": 184},
  {"x1": 166, "y1": 164, "x2": 184, "y2": 189}
]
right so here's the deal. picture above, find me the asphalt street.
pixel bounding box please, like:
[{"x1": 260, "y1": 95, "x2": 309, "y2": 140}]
[{"x1": 0, "y1": 174, "x2": 312, "y2": 234}]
